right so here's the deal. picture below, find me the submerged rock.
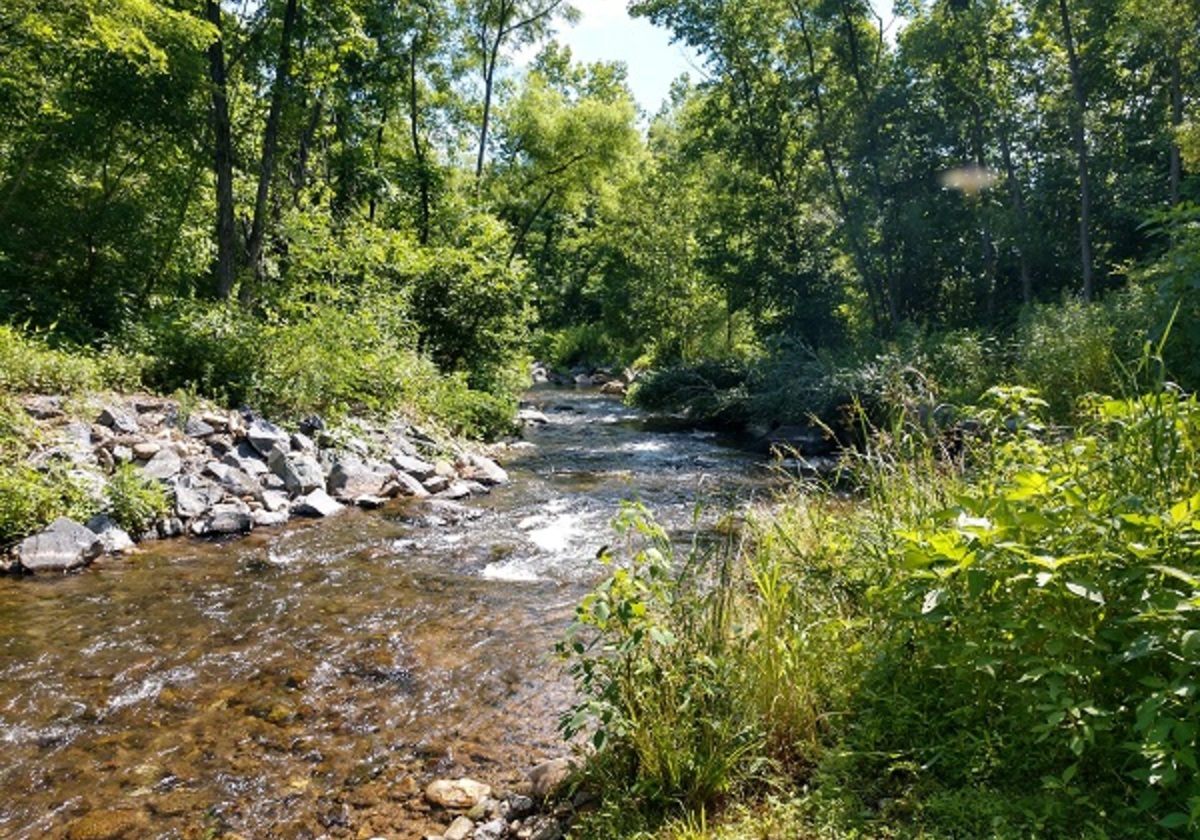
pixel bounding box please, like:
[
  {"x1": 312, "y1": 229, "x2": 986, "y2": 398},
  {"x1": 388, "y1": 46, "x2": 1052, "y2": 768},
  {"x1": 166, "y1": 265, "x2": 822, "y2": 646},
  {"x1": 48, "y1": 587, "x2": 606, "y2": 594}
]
[
  {"x1": 66, "y1": 808, "x2": 148, "y2": 840},
  {"x1": 443, "y1": 815, "x2": 475, "y2": 840},
  {"x1": 425, "y1": 778, "x2": 492, "y2": 810}
]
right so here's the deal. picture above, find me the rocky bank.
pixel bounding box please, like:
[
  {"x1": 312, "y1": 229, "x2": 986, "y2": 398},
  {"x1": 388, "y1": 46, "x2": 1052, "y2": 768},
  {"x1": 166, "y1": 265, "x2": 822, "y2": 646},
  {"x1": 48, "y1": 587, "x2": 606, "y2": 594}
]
[{"x1": 3, "y1": 393, "x2": 514, "y2": 574}]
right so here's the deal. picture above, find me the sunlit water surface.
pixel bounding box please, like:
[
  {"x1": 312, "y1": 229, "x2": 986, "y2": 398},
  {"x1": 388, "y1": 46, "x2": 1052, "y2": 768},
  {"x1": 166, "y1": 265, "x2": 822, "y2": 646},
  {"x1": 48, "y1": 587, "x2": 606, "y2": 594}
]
[{"x1": 0, "y1": 388, "x2": 772, "y2": 839}]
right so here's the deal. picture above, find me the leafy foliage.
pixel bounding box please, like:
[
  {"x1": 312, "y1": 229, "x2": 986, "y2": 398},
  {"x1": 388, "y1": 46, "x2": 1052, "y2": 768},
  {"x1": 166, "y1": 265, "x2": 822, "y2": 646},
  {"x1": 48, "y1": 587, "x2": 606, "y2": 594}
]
[{"x1": 103, "y1": 462, "x2": 170, "y2": 534}]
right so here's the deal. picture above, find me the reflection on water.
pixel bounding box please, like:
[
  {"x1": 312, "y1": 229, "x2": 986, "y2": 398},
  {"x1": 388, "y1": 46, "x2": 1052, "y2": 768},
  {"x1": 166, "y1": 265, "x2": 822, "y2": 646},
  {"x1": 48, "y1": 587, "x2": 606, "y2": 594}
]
[{"x1": 0, "y1": 388, "x2": 771, "y2": 838}]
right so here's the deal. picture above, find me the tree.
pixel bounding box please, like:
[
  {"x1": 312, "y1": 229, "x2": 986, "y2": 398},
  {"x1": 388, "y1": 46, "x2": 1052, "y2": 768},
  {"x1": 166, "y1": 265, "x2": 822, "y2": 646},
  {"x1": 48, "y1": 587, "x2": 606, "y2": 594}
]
[{"x1": 459, "y1": 0, "x2": 577, "y2": 180}]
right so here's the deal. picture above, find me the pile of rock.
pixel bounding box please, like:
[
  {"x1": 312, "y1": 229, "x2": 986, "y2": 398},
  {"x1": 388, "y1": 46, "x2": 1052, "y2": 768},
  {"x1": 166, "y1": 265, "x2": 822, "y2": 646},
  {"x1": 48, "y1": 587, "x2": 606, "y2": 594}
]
[
  {"x1": 529, "y1": 362, "x2": 634, "y2": 396},
  {"x1": 416, "y1": 758, "x2": 576, "y2": 840},
  {"x1": 8, "y1": 396, "x2": 511, "y2": 574}
]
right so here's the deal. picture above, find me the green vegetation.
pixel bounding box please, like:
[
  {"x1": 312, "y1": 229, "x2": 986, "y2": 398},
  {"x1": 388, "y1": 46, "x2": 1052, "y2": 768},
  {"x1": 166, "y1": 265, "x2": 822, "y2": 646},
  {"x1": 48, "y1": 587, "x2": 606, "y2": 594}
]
[
  {"x1": 1, "y1": 1, "x2": 1198, "y2": 835},
  {"x1": 561, "y1": 381, "x2": 1200, "y2": 838}
]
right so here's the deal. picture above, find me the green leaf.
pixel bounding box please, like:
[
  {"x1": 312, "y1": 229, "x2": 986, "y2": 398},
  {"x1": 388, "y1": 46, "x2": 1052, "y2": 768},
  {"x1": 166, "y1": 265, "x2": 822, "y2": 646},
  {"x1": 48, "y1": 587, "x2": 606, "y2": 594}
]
[
  {"x1": 1158, "y1": 813, "x2": 1191, "y2": 829},
  {"x1": 1065, "y1": 581, "x2": 1105, "y2": 604}
]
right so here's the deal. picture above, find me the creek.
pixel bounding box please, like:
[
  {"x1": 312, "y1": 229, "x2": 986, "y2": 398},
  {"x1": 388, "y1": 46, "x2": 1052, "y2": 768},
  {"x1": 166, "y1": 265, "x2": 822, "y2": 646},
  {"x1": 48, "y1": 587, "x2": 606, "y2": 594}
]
[{"x1": 0, "y1": 387, "x2": 774, "y2": 839}]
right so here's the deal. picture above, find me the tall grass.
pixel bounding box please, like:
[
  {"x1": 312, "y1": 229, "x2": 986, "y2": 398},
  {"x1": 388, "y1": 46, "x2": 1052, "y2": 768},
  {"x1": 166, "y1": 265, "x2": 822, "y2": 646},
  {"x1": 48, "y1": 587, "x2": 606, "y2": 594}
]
[{"x1": 562, "y1": 371, "x2": 1200, "y2": 838}]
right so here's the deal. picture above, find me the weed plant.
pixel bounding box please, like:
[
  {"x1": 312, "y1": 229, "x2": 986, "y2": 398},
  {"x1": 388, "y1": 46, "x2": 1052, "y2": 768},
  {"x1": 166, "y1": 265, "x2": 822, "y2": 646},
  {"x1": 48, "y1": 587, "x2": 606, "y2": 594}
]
[
  {"x1": 563, "y1": 371, "x2": 1198, "y2": 837},
  {"x1": 104, "y1": 463, "x2": 171, "y2": 534}
]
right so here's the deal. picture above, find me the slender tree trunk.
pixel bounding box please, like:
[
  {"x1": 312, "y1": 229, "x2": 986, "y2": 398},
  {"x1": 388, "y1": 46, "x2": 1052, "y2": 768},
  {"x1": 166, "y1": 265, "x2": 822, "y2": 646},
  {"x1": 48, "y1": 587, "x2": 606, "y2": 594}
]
[
  {"x1": 409, "y1": 39, "x2": 431, "y2": 244},
  {"x1": 1058, "y1": 0, "x2": 1094, "y2": 301},
  {"x1": 793, "y1": 9, "x2": 888, "y2": 329},
  {"x1": 999, "y1": 127, "x2": 1034, "y2": 304},
  {"x1": 243, "y1": 0, "x2": 299, "y2": 302},
  {"x1": 292, "y1": 97, "x2": 323, "y2": 205},
  {"x1": 475, "y1": 27, "x2": 505, "y2": 181},
  {"x1": 206, "y1": 0, "x2": 238, "y2": 300},
  {"x1": 507, "y1": 188, "x2": 555, "y2": 266},
  {"x1": 1169, "y1": 53, "x2": 1183, "y2": 207}
]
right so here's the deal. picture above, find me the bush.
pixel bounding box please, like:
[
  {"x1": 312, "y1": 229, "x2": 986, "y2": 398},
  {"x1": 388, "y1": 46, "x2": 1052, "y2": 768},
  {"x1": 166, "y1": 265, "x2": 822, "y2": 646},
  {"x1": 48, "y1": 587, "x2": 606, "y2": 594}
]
[
  {"x1": 1014, "y1": 292, "x2": 1155, "y2": 420},
  {"x1": 0, "y1": 324, "x2": 102, "y2": 394},
  {"x1": 828, "y1": 386, "x2": 1200, "y2": 836},
  {"x1": 630, "y1": 360, "x2": 752, "y2": 429},
  {"x1": 559, "y1": 505, "x2": 765, "y2": 817},
  {"x1": 104, "y1": 463, "x2": 170, "y2": 534},
  {"x1": 0, "y1": 463, "x2": 101, "y2": 547}
]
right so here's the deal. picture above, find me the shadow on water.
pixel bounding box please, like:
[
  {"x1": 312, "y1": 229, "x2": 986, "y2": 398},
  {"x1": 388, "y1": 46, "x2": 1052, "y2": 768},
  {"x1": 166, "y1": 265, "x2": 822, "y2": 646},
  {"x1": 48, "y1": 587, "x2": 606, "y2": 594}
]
[{"x1": 0, "y1": 388, "x2": 774, "y2": 838}]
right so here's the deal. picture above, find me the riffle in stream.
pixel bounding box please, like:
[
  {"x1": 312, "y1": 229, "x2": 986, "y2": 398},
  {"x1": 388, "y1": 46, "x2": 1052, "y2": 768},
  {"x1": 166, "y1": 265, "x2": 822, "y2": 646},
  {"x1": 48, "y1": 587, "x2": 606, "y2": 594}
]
[{"x1": 0, "y1": 388, "x2": 773, "y2": 839}]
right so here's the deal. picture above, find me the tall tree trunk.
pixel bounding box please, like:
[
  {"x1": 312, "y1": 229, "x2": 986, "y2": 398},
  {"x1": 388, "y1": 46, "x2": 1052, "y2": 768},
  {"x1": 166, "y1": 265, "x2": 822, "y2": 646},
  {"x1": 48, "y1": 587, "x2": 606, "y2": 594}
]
[
  {"x1": 206, "y1": 0, "x2": 238, "y2": 300},
  {"x1": 1169, "y1": 53, "x2": 1183, "y2": 207},
  {"x1": 410, "y1": 38, "x2": 431, "y2": 244},
  {"x1": 999, "y1": 126, "x2": 1034, "y2": 304},
  {"x1": 292, "y1": 97, "x2": 323, "y2": 205},
  {"x1": 243, "y1": 0, "x2": 299, "y2": 302},
  {"x1": 1058, "y1": 0, "x2": 1094, "y2": 301},
  {"x1": 475, "y1": 25, "x2": 505, "y2": 181},
  {"x1": 793, "y1": 8, "x2": 889, "y2": 329}
]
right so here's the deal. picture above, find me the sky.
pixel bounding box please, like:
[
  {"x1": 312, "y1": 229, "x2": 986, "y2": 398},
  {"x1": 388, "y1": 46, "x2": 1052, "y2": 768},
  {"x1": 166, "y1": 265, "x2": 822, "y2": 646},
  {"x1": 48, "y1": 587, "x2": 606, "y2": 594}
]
[{"x1": 550, "y1": 0, "x2": 703, "y2": 114}]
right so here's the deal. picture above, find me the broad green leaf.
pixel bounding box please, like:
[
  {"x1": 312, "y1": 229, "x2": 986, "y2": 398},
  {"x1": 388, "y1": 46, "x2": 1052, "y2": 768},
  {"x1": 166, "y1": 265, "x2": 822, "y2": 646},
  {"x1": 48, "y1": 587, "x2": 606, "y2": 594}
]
[
  {"x1": 1065, "y1": 581, "x2": 1106, "y2": 604},
  {"x1": 1158, "y1": 813, "x2": 1191, "y2": 829}
]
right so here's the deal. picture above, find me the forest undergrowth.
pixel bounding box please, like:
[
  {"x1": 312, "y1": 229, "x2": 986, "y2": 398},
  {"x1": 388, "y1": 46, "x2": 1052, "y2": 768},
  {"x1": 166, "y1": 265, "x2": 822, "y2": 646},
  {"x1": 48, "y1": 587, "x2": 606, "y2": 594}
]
[{"x1": 558, "y1": 353, "x2": 1200, "y2": 839}]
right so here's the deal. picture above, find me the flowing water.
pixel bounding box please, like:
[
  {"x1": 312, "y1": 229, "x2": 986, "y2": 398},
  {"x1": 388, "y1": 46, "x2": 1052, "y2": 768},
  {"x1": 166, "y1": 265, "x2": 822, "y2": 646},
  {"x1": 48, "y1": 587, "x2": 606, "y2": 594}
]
[{"x1": 0, "y1": 388, "x2": 773, "y2": 839}]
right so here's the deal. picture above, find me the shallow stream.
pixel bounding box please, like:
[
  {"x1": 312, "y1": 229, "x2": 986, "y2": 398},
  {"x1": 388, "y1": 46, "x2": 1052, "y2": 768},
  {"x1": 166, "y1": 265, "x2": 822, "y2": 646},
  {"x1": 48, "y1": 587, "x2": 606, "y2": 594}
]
[{"x1": 0, "y1": 388, "x2": 772, "y2": 839}]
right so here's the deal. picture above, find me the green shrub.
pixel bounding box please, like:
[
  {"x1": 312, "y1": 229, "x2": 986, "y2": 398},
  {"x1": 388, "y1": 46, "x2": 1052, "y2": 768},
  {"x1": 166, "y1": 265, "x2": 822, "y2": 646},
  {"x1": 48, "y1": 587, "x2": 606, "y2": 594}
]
[
  {"x1": 832, "y1": 386, "x2": 1200, "y2": 836},
  {"x1": 0, "y1": 324, "x2": 101, "y2": 394},
  {"x1": 630, "y1": 360, "x2": 752, "y2": 428},
  {"x1": 422, "y1": 379, "x2": 518, "y2": 440},
  {"x1": 1014, "y1": 295, "x2": 1151, "y2": 420},
  {"x1": 0, "y1": 463, "x2": 101, "y2": 546},
  {"x1": 104, "y1": 463, "x2": 170, "y2": 533},
  {"x1": 133, "y1": 301, "x2": 262, "y2": 407},
  {"x1": 559, "y1": 505, "x2": 765, "y2": 815}
]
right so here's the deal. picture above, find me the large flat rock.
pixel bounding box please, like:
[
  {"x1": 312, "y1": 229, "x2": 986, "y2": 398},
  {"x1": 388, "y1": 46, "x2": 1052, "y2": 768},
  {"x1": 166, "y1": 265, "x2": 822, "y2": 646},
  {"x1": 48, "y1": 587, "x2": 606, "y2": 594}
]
[{"x1": 16, "y1": 518, "x2": 104, "y2": 572}]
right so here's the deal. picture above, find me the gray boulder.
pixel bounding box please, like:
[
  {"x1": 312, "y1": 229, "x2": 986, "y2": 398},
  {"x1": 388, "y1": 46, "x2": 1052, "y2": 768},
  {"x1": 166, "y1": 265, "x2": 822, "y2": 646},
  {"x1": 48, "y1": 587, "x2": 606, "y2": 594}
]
[
  {"x1": 391, "y1": 453, "x2": 436, "y2": 480},
  {"x1": 261, "y1": 489, "x2": 291, "y2": 512},
  {"x1": 518, "y1": 408, "x2": 549, "y2": 425},
  {"x1": 183, "y1": 415, "x2": 216, "y2": 438},
  {"x1": 222, "y1": 441, "x2": 269, "y2": 477},
  {"x1": 172, "y1": 474, "x2": 225, "y2": 519},
  {"x1": 86, "y1": 515, "x2": 135, "y2": 554},
  {"x1": 290, "y1": 432, "x2": 317, "y2": 454},
  {"x1": 132, "y1": 441, "x2": 161, "y2": 460},
  {"x1": 526, "y1": 758, "x2": 576, "y2": 801},
  {"x1": 16, "y1": 518, "x2": 104, "y2": 572},
  {"x1": 268, "y1": 446, "x2": 326, "y2": 495},
  {"x1": 473, "y1": 819, "x2": 506, "y2": 840},
  {"x1": 392, "y1": 471, "x2": 431, "y2": 498},
  {"x1": 141, "y1": 448, "x2": 182, "y2": 481},
  {"x1": 327, "y1": 456, "x2": 394, "y2": 500},
  {"x1": 192, "y1": 502, "x2": 254, "y2": 536},
  {"x1": 253, "y1": 508, "x2": 291, "y2": 528},
  {"x1": 24, "y1": 395, "x2": 64, "y2": 419},
  {"x1": 157, "y1": 517, "x2": 185, "y2": 539},
  {"x1": 247, "y1": 418, "x2": 290, "y2": 457},
  {"x1": 97, "y1": 405, "x2": 139, "y2": 435},
  {"x1": 204, "y1": 461, "x2": 262, "y2": 500},
  {"x1": 460, "y1": 454, "x2": 509, "y2": 487},
  {"x1": 291, "y1": 489, "x2": 343, "y2": 518}
]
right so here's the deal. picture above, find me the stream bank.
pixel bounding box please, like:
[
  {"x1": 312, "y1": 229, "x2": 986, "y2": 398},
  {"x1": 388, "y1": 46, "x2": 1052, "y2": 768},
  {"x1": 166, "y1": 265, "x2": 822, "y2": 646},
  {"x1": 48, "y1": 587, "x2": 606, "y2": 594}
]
[{"x1": 0, "y1": 387, "x2": 775, "y2": 838}]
